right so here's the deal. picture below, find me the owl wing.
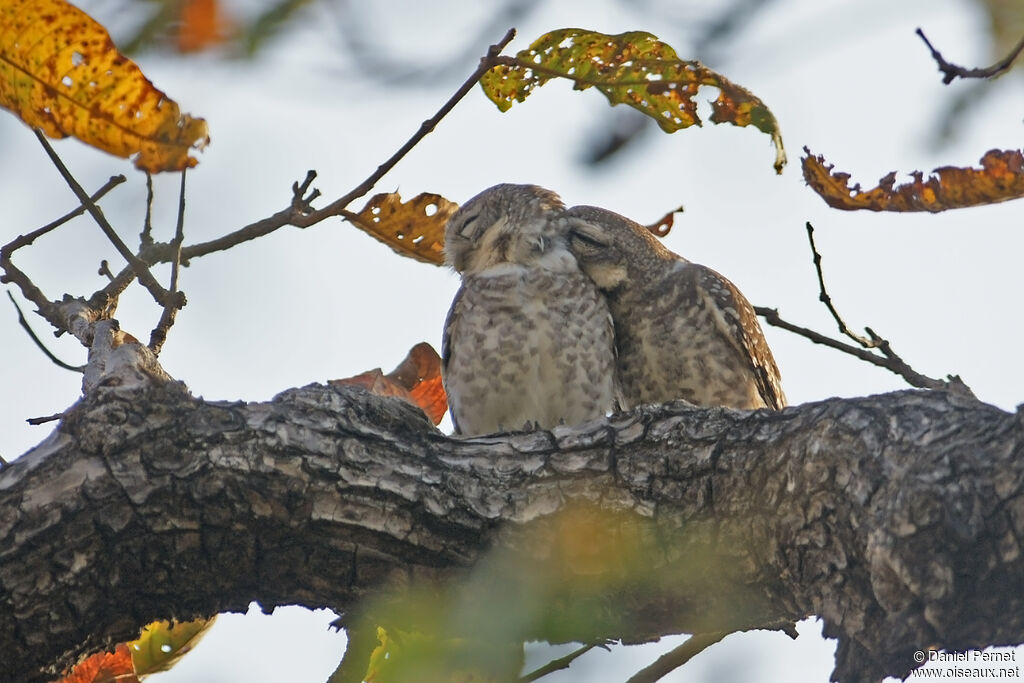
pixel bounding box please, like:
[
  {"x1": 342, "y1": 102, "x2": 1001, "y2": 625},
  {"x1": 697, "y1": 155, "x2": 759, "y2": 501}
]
[
  {"x1": 440, "y1": 284, "x2": 465, "y2": 434},
  {"x1": 686, "y1": 264, "x2": 786, "y2": 410}
]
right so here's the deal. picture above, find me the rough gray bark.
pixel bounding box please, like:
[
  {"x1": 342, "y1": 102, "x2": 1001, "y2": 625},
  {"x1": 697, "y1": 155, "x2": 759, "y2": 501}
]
[{"x1": 1, "y1": 358, "x2": 1023, "y2": 682}]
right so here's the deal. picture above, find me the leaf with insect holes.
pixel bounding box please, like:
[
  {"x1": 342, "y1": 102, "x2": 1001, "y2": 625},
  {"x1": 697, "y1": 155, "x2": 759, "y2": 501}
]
[
  {"x1": 0, "y1": 0, "x2": 209, "y2": 172},
  {"x1": 803, "y1": 147, "x2": 1024, "y2": 212},
  {"x1": 346, "y1": 192, "x2": 457, "y2": 266},
  {"x1": 481, "y1": 28, "x2": 786, "y2": 173},
  {"x1": 330, "y1": 342, "x2": 447, "y2": 425}
]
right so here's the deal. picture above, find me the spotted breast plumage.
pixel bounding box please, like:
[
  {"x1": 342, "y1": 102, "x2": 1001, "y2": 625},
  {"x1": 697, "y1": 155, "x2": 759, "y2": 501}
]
[
  {"x1": 441, "y1": 184, "x2": 618, "y2": 435},
  {"x1": 565, "y1": 205, "x2": 785, "y2": 411}
]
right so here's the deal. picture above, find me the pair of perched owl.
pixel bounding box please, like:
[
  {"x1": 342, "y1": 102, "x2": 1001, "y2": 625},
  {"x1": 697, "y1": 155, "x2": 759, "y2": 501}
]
[{"x1": 441, "y1": 183, "x2": 785, "y2": 436}]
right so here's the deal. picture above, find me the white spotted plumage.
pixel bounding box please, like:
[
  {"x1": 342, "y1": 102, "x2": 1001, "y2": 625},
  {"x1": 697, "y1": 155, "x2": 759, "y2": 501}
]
[
  {"x1": 566, "y1": 205, "x2": 785, "y2": 411},
  {"x1": 442, "y1": 184, "x2": 618, "y2": 435}
]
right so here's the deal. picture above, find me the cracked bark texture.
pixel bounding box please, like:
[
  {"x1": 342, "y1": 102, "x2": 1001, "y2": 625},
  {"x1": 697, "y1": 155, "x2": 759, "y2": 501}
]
[{"x1": 1, "y1": 374, "x2": 1023, "y2": 682}]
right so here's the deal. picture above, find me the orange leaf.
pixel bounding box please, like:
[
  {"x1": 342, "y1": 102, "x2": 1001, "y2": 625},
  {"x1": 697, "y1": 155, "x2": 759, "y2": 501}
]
[
  {"x1": 58, "y1": 643, "x2": 138, "y2": 683},
  {"x1": 644, "y1": 205, "x2": 684, "y2": 237},
  {"x1": 392, "y1": 342, "x2": 447, "y2": 426},
  {"x1": 177, "y1": 0, "x2": 233, "y2": 54},
  {"x1": 802, "y1": 147, "x2": 1024, "y2": 212},
  {"x1": 331, "y1": 342, "x2": 448, "y2": 425},
  {"x1": 345, "y1": 192, "x2": 457, "y2": 266},
  {"x1": 0, "y1": 0, "x2": 210, "y2": 172}
]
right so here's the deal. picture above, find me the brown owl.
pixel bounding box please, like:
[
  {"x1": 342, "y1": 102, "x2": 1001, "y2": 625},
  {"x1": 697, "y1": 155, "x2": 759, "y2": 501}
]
[
  {"x1": 566, "y1": 205, "x2": 785, "y2": 411},
  {"x1": 442, "y1": 185, "x2": 618, "y2": 435}
]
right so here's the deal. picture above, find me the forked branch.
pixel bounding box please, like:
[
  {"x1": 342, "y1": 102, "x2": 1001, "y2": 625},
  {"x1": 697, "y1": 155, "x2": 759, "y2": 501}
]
[{"x1": 754, "y1": 222, "x2": 971, "y2": 394}]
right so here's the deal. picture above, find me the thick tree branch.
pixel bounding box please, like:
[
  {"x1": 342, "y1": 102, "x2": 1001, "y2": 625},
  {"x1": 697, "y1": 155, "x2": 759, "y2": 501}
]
[{"x1": 0, "y1": 369, "x2": 1022, "y2": 682}]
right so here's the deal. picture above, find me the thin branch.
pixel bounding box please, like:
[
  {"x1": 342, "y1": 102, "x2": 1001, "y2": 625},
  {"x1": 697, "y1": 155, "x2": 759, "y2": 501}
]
[
  {"x1": 6, "y1": 292, "x2": 84, "y2": 373},
  {"x1": 754, "y1": 306, "x2": 968, "y2": 393},
  {"x1": 1, "y1": 176, "x2": 125, "y2": 332},
  {"x1": 294, "y1": 27, "x2": 518, "y2": 226},
  {"x1": 518, "y1": 641, "x2": 610, "y2": 683},
  {"x1": 33, "y1": 130, "x2": 176, "y2": 308},
  {"x1": 148, "y1": 169, "x2": 188, "y2": 354},
  {"x1": 624, "y1": 632, "x2": 727, "y2": 683},
  {"x1": 140, "y1": 172, "x2": 155, "y2": 249},
  {"x1": 791, "y1": 221, "x2": 971, "y2": 394},
  {"x1": 917, "y1": 27, "x2": 1024, "y2": 85},
  {"x1": 805, "y1": 222, "x2": 875, "y2": 348},
  {"x1": 1, "y1": 175, "x2": 126, "y2": 255},
  {"x1": 135, "y1": 26, "x2": 517, "y2": 270}
]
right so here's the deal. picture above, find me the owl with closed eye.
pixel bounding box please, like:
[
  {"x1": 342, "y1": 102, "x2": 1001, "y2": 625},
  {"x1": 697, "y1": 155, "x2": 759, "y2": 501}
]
[
  {"x1": 441, "y1": 184, "x2": 617, "y2": 435},
  {"x1": 566, "y1": 205, "x2": 785, "y2": 411}
]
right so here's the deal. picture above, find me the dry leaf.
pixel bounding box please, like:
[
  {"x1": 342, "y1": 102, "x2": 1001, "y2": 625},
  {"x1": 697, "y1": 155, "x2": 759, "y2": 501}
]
[
  {"x1": 345, "y1": 192, "x2": 456, "y2": 266},
  {"x1": 481, "y1": 28, "x2": 786, "y2": 173},
  {"x1": 803, "y1": 147, "x2": 1024, "y2": 212},
  {"x1": 0, "y1": 0, "x2": 209, "y2": 172},
  {"x1": 645, "y1": 205, "x2": 683, "y2": 237},
  {"x1": 58, "y1": 644, "x2": 137, "y2": 683},
  {"x1": 330, "y1": 342, "x2": 447, "y2": 425}
]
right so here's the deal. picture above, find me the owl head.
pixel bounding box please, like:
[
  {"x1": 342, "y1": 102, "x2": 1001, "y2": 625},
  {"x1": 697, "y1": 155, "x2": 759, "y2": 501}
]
[
  {"x1": 444, "y1": 184, "x2": 568, "y2": 274},
  {"x1": 565, "y1": 205, "x2": 678, "y2": 293}
]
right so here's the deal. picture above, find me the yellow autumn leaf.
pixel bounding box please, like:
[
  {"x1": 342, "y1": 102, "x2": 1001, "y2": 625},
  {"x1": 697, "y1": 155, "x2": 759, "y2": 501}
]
[
  {"x1": 481, "y1": 28, "x2": 786, "y2": 173},
  {"x1": 344, "y1": 191, "x2": 457, "y2": 266},
  {"x1": 0, "y1": 0, "x2": 209, "y2": 172},
  {"x1": 129, "y1": 617, "x2": 214, "y2": 675}
]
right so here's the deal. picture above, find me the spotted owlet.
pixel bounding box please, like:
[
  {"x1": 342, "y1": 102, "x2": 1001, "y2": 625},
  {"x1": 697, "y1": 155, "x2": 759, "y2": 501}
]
[
  {"x1": 565, "y1": 205, "x2": 785, "y2": 411},
  {"x1": 441, "y1": 184, "x2": 618, "y2": 435}
]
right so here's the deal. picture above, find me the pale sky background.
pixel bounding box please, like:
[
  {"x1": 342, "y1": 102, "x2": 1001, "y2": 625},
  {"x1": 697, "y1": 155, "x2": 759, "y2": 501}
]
[{"x1": 1, "y1": 0, "x2": 1022, "y2": 681}]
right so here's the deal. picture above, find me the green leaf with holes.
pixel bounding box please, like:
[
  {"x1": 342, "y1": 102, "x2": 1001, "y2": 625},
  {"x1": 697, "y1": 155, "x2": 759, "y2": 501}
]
[{"x1": 481, "y1": 28, "x2": 786, "y2": 173}]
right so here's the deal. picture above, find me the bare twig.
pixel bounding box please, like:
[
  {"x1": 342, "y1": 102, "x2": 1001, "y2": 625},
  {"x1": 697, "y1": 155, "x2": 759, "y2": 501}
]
[
  {"x1": 26, "y1": 411, "x2": 67, "y2": 426},
  {"x1": 137, "y1": 27, "x2": 517, "y2": 269},
  {"x1": 754, "y1": 306, "x2": 968, "y2": 393},
  {"x1": 297, "y1": 27, "x2": 518, "y2": 226},
  {"x1": 916, "y1": 27, "x2": 1024, "y2": 84},
  {"x1": 1, "y1": 176, "x2": 125, "y2": 332},
  {"x1": 34, "y1": 131, "x2": 178, "y2": 309},
  {"x1": 6, "y1": 292, "x2": 84, "y2": 372},
  {"x1": 624, "y1": 632, "x2": 728, "y2": 683},
  {"x1": 790, "y1": 221, "x2": 971, "y2": 394},
  {"x1": 2, "y1": 175, "x2": 126, "y2": 255},
  {"x1": 140, "y1": 172, "x2": 155, "y2": 248},
  {"x1": 148, "y1": 169, "x2": 188, "y2": 354},
  {"x1": 97, "y1": 260, "x2": 114, "y2": 281},
  {"x1": 805, "y1": 222, "x2": 875, "y2": 347},
  {"x1": 518, "y1": 641, "x2": 611, "y2": 682}
]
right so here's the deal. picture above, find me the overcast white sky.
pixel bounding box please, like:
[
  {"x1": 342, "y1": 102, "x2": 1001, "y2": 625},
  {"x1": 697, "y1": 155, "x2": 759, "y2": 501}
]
[{"x1": 1, "y1": 0, "x2": 1022, "y2": 680}]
